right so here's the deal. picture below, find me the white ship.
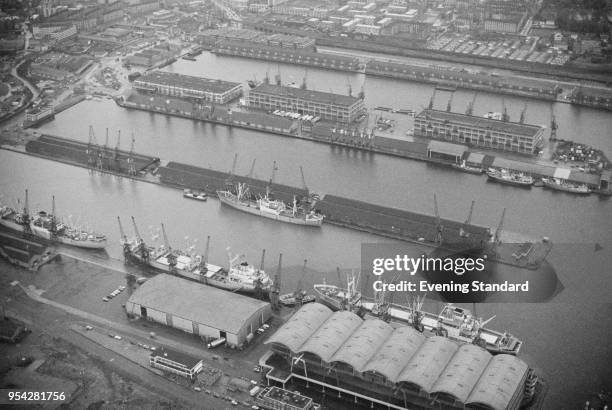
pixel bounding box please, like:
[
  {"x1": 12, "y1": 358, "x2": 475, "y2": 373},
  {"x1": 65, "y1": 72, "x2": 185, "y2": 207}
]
[{"x1": 217, "y1": 182, "x2": 323, "y2": 227}]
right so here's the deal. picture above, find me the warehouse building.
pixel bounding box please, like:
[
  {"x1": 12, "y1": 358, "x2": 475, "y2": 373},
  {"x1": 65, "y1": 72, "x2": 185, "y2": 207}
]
[
  {"x1": 263, "y1": 303, "x2": 538, "y2": 410},
  {"x1": 248, "y1": 83, "x2": 365, "y2": 124},
  {"x1": 134, "y1": 71, "x2": 243, "y2": 104},
  {"x1": 414, "y1": 109, "x2": 545, "y2": 155},
  {"x1": 126, "y1": 274, "x2": 271, "y2": 348}
]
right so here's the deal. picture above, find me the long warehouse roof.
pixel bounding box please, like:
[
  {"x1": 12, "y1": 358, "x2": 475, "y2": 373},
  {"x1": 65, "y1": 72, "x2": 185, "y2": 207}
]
[{"x1": 127, "y1": 274, "x2": 269, "y2": 334}]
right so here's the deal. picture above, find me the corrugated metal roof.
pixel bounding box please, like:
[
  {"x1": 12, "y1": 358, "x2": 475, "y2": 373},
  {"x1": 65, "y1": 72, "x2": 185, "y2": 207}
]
[
  {"x1": 427, "y1": 140, "x2": 467, "y2": 157},
  {"x1": 430, "y1": 344, "x2": 492, "y2": 403},
  {"x1": 491, "y1": 157, "x2": 555, "y2": 176},
  {"x1": 397, "y1": 336, "x2": 458, "y2": 391},
  {"x1": 466, "y1": 354, "x2": 529, "y2": 410},
  {"x1": 553, "y1": 168, "x2": 571, "y2": 179},
  {"x1": 298, "y1": 311, "x2": 362, "y2": 362},
  {"x1": 467, "y1": 152, "x2": 485, "y2": 164},
  {"x1": 362, "y1": 326, "x2": 426, "y2": 382},
  {"x1": 136, "y1": 71, "x2": 240, "y2": 94},
  {"x1": 126, "y1": 274, "x2": 269, "y2": 335},
  {"x1": 329, "y1": 319, "x2": 393, "y2": 371},
  {"x1": 265, "y1": 303, "x2": 332, "y2": 352},
  {"x1": 568, "y1": 170, "x2": 601, "y2": 186}
]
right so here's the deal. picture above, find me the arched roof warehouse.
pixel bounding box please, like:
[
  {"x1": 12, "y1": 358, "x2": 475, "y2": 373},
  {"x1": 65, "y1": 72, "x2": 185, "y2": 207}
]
[
  {"x1": 298, "y1": 310, "x2": 363, "y2": 362},
  {"x1": 431, "y1": 344, "x2": 492, "y2": 403},
  {"x1": 265, "y1": 303, "x2": 332, "y2": 352},
  {"x1": 362, "y1": 326, "x2": 426, "y2": 382},
  {"x1": 329, "y1": 319, "x2": 393, "y2": 372},
  {"x1": 466, "y1": 354, "x2": 529, "y2": 410},
  {"x1": 397, "y1": 336, "x2": 459, "y2": 392}
]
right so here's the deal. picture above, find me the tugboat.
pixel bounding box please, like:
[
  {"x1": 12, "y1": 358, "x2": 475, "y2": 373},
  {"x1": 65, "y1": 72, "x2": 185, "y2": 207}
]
[
  {"x1": 542, "y1": 177, "x2": 591, "y2": 195},
  {"x1": 452, "y1": 160, "x2": 483, "y2": 174},
  {"x1": 183, "y1": 189, "x2": 208, "y2": 201},
  {"x1": 487, "y1": 168, "x2": 534, "y2": 187}
]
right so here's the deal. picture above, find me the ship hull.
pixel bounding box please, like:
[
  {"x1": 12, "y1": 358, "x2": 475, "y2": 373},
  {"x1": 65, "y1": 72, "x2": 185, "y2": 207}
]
[
  {"x1": 218, "y1": 192, "x2": 323, "y2": 226},
  {"x1": 542, "y1": 180, "x2": 591, "y2": 195},
  {"x1": 452, "y1": 164, "x2": 483, "y2": 174},
  {"x1": 129, "y1": 252, "x2": 265, "y2": 294},
  {"x1": 0, "y1": 219, "x2": 25, "y2": 233},
  {"x1": 30, "y1": 225, "x2": 107, "y2": 249},
  {"x1": 487, "y1": 172, "x2": 533, "y2": 187}
]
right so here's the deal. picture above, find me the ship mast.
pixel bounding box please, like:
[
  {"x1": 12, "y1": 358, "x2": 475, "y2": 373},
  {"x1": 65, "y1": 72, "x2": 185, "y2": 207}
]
[
  {"x1": 131, "y1": 216, "x2": 149, "y2": 263},
  {"x1": 433, "y1": 194, "x2": 443, "y2": 244},
  {"x1": 493, "y1": 208, "x2": 506, "y2": 246},
  {"x1": 49, "y1": 195, "x2": 57, "y2": 238},
  {"x1": 161, "y1": 223, "x2": 176, "y2": 275},
  {"x1": 22, "y1": 189, "x2": 31, "y2": 234},
  {"x1": 127, "y1": 134, "x2": 136, "y2": 177},
  {"x1": 294, "y1": 259, "x2": 307, "y2": 309},
  {"x1": 270, "y1": 253, "x2": 282, "y2": 311},
  {"x1": 459, "y1": 200, "x2": 475, "y2": 238}
]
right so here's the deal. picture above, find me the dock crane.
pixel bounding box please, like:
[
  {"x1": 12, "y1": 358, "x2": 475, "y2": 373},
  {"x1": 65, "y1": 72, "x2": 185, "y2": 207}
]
[
  {"x1": 49, "y1": 196, "x2": 57, "y2": 239},
  {"x1": 519, "y1": 104, "x2": 527, "y2": 124},
  {"x1": 293, "y1": 259, "x2": 308, "y2": 309},
  {"x1": 301, "y1": 69, "x2": 308, "y2": 90},
  {"x1": 501, "y1": 99, "x2": 509, "y2": 122},
  {"x1": 493, "y1": 208, "x2": 506, "y2": 247},
  {"x1": 246, "y1": 158, "x2": 256, "y2": 180},
  {"x1": 270, "y1": 253, "x2": 282, "y2": 310},
  {"x1": 87, "y1": 125, "x2": 97, "y2": 169},
  {"x1": 428, "y1": 89, "x2": 436, "y2": 110},
  {"x1": 446, "y1": 92, "x2": 454, "y2": 112},
  {"x1": 226, "y1": 153, "x2": 238, "y2": 187},
  {"x1": 466, "y1": 93, "x2": 477, "y2": 116},
  {"x1": 117, "y1": 216, "x2": 131, "y2": 261},
  {"x1": 161, "y1": 223, "x2": 177, "y2": 275},
  {"x1": 127, "y1": 134, "x2": 136, "y2": 177},
  {"x1": 101, "y1": 128, "x2": 110, "y2": 170},
  {"x1": 197, "y1": 235, "x2": 211, "y2": 282},
  {"x1": 459, "y1": 200, "x2": 475, "y2": 238},
  {"x1": 433, "y1": 194, "x2": 443, "y2": 244},
  {"x1": 549, "y1": 107, "x2": 558, "y2": 141},
  {"x1": 131, "y1": 216, "x2": 149, "y2": 263},
  {"x1": 113, "y1": 130, "x2": 121, "y2": 172}
]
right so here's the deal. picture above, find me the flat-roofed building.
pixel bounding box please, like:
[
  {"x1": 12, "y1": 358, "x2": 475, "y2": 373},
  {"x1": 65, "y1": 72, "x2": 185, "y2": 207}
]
[
  {"x1": 263, "y1": 303, "x2": 537, "y2": 410},
  {"x1": 248, "y1": 83, "x2": 365, "y2": 123},
  {"x1": 414, "y1": 109, "x2": 545, "y2": 155},
  {"x1": 134, "y1": 71, "x2": 243, "y2": 104},
  {"x1": 149, "y1": 347, "x2": 203, "y2": 380},
  {"x1": 126, "y1": 274, "x2": 271, "y2": 347}
]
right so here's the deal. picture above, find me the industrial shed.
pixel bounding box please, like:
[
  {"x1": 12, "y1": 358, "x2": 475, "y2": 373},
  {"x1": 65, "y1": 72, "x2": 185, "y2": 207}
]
[{"x1": 126, "y1": 274, "x2": 271, "y2": 347}]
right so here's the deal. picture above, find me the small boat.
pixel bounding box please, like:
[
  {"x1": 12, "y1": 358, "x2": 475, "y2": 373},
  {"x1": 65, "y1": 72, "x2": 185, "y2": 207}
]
[
  {"x1": 487, "y1": 168, "x2": 534, "y2": 187},
  {"x1": 279, "y1": 291, "x2": 316, "y2": 307},
  {"x1": 542, "y1": 177, "x2": 591, "y2": 195},
  {"x1": 452, "y1": 160, "x2": 483, "y2": 174},
  {"x1": 183, "y1": 189, "x2": 207, "y2": 201}
]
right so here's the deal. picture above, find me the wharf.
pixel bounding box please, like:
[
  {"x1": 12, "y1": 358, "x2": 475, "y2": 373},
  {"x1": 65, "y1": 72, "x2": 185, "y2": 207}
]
[
  {"x1": 0, "y1": 226, "x2": 58, "y2": 270},
  {"x1": 6, "y1": 134, "x2": 552, "y2": 269}
]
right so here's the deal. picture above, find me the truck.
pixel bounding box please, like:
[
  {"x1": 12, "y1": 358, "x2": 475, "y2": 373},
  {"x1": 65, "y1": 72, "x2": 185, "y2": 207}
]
[
  {"x1": 207, "y1": 337, "x2": 226, "y2": 349},
  {"x1": 249, "y1": 386, "x2": 261, "y2": 397}
]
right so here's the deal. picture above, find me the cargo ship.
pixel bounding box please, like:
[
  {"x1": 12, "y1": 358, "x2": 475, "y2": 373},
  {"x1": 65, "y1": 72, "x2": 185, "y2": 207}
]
[
  {"x1": 360, "y1": 297, "x2": 523, "y2": 355},
  {"x1": 1, "y1": 193, "x2": 106, "y2": 249},
  {"x1": 217, "y1": 182, "x2": 323, "y2": 226},
  {"x1": 542, "y1": 177, "x2": 591, "y2": 195},
  {"x1": 121, "y1": 219, "x2": 272, "y2": 295},
  {"x1": 486, "y1": 168, "x2": 534, "y2": 187}
]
